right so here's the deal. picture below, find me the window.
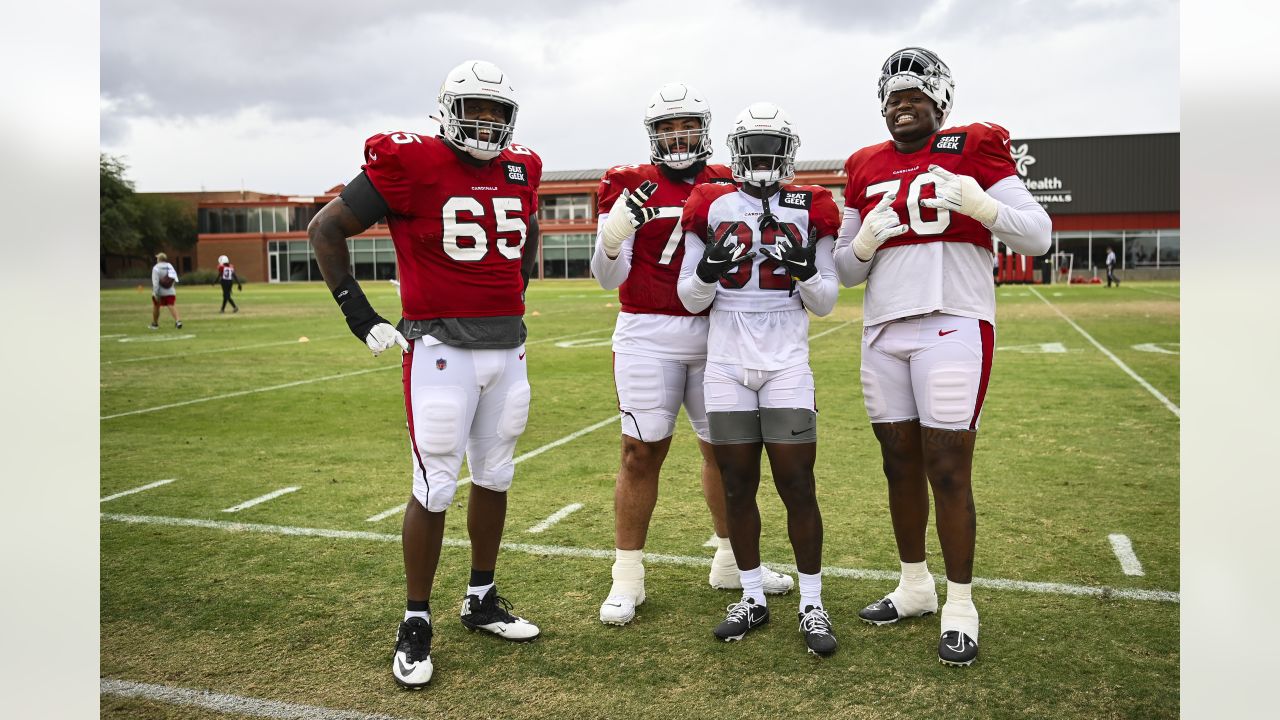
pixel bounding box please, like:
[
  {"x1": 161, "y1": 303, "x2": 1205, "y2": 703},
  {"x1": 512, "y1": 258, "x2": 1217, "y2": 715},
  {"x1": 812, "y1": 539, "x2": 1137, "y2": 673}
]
[
  {"x1": 541, "y1": 233, "x2": 595, "y2": 278},
  {"x1": 1054, "y1": 232, "x2": 1090, "y2": 276},
  {"x1": 1157, "y1": 230, "x2": 1179, "y2": 267},
  {"x1": 1126, "y1": 232, "x2": 1158, "y2": 268},
  {"x1": 540, "y1": 194, "x2": 592, "y2": 223}
]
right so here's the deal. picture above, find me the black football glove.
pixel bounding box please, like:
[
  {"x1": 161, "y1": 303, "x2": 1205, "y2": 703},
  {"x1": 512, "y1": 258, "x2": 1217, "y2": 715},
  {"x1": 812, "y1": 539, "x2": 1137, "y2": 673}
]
[
  {"x1": 695, "y1": 221, "x2": 755, "y2": 287},
  {"x1": 760, "y1": 223, "x2": 818, "y2": 282}
]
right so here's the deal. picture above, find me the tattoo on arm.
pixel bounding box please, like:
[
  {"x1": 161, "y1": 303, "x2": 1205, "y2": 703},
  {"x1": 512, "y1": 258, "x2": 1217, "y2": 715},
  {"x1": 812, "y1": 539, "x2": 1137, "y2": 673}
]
[{"x1": 308, "y1": 197, "x2": 374, "y2": 292}]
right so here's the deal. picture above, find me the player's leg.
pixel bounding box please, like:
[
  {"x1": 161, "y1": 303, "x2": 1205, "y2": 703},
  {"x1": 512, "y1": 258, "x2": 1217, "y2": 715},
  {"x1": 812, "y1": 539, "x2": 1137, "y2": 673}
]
[
  {"x1": 167, "y1": 299, "x2": 182, "y2": 327},
  {"x1": 150, "y1": 296, "x2": 160, "y2": 328},
  {"x1": 858, "y1": 320, "x2": 939, "y2": 626},
  {"x1": 460, "y1": 344, "x2": 539, "y2": 641},
  {"x1": 705, "y1": 362, "x2": 770, "y2": 642},
  {"x1": 759, "y1": 364, "x2": 835, "y2": 656},
  {"x1": 396, "y1": 340, "x2": 478, "y2": 688},
  {"x1": 599, "y1": 353, "x2": 682, "y2": 624},
  {"x1": 687, "y1": 359, "x2": 793, "y2": 595},
  {"x1": 220, "y1": 281, "x2": 230, "y2": 312},
  {"x1": 912, "y1": 315, "x2": 994, "y2": 667}
]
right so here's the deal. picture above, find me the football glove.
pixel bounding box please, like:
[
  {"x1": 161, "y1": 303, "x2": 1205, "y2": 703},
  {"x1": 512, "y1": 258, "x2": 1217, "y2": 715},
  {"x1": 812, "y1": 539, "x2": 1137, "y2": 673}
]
[
  {"x1": 920, "y1": 164, "x2": 998, "y2": 226},
  {"x1": 333, "y1": 275, "x2": 409, "y2": 357},
  {"x1": 760, "y1": 223, "x2": 817, "y2": 281},
  {"x1": 853, "y1": 191, "x2": 909, "y2": 262},
  {"x1": 695, "y1": 221, "x2": 755, "y2": 286},
  {"x1": 600, "y1": 180, "x2": 660, "y2": 258}
]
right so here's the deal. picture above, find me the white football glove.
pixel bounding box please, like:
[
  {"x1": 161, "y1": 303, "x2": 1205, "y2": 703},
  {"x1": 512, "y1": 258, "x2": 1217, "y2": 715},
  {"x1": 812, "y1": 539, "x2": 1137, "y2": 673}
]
[
  {"x1": 853, "y1": 191, "x2": 909, "y2": 262},
  {"x1": 920, "y1": 164, "x2": 999, "y2": 227},
  {"x1": 599, "y1": 180, "x2": 660, "y2": 258},
  {"x1": 365, "y1": 322, "x2": 409, "y2": 357}
]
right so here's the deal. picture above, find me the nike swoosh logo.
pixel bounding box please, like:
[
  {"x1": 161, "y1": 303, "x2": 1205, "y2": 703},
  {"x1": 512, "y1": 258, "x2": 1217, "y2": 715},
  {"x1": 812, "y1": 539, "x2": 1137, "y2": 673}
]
[
  {"x1": 518, "y1": 352, "x2": 526, "y2": 360},
  {"x1": 947, "y1": 636, "x2": 966, "y2": 653},
  {"x1": 939, "y1": 329, "x2": 958, "y2": 336},
  {"x1": 396, "y1": 657, "x2": 417, "y2": 676},
  {"x1": 604, "y1": 602, "x2": 622, "y2": 608},
  {"x1": 370, "y1": 152, "x2": 377, "y2": 161},
  {"x1": 791, "y1": 428, "x2": 815, "y2": 435}
]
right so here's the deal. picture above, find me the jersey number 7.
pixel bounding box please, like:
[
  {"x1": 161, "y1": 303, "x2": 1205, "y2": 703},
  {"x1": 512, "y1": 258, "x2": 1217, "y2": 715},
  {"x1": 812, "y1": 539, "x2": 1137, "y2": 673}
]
[{"x1": 866, "y1": 174, "x2": 951, "y2": 236}]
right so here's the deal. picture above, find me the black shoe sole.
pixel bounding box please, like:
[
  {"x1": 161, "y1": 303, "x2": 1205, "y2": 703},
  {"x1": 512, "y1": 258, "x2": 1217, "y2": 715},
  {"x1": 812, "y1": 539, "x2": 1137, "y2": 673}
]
[
  {"x1": 858, "y1": 609, "x2": 934, "y2": 626},
  {"x1": 714, "y1": 615, "x2": 770, "y2": 642}
]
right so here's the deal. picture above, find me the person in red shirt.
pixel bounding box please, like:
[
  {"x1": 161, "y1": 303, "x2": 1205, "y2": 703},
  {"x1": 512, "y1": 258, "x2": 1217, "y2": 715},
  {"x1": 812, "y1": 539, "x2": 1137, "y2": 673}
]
[
  {"x1": 309, "y1": 60, "x2": 542, "y2": 690},
  {"x1": 833, "y1": 47, "x2": 1051, "y2": 667},
  {"x1": 591, "y1": 84, "x2": 794, "y2": 627}
]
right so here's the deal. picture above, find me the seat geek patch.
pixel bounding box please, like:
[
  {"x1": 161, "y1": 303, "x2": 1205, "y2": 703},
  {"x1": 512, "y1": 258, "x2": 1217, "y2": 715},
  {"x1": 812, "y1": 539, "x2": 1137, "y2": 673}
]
[
  {"x1": 931, "y1": 133, "x2": 967, "y2": 154},
  {"x1": 503, "y1": 162, "x2": 528, "y2": 185},
  {"x1": 779, "y1": 190, "x2": 812, "y2": 210}
]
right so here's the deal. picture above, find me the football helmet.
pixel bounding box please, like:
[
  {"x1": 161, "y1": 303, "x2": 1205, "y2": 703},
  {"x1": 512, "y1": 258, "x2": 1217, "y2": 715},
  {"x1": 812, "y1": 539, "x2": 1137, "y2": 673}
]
[
  {"x1": 218, "y1": 255, "x2": 230, "y2": 265},
  {"x1": 437, "y1": 60, "x2": 519, "y2": 161},
  {"x1": 644, "y1": 82, "x2": 713, "y2": 170},
  {"x1": 727, "y1": 102, "x2": 799, "y2": 187},
  {"x1": 878, "y1": 47, "x2": 955, "y2": 125}
]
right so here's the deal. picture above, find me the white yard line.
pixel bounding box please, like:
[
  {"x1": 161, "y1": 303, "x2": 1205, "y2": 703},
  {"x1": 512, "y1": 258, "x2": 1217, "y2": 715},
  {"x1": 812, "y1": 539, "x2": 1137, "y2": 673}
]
[
  {"x1": 101, "y1": 678, "x2": 408, "y2": 720},
  {"x1": 101, "y1": 366, "x2": 396, "y2": 420},
  {"x1": 809, "y1": 321, "x2": 853, "y2": 341},
  {"x1": 1130, "y1": 286, "x2": 1180, "y2": 300},
  {"x1": 100, "y1": 478, "x2": 175, "y2": 503},
  {"x1": 101, "y1": 513, "x2": 1179, "y2": 603},
  {"x1": 526, "y1": 503, "x2": 584, "y2": 533},
  {"x1": 222, "y1": 487, "x2": 301, "y2": 513},
  {"x1": 103, "y1": 336, "x2": 343, "y2": 365},
  {"x1": 1108, "y1": 533, "x2": 1146, "y2": 576},
  {"x1": 366, "y1": 414, "x2": 622, "y2": 521},
  {"x1": 1028, "y1": 287, "x2": 1180, "y2": 418},
  {"x1": 100, "y1": 334, "x2": 126, "y2": 339}
]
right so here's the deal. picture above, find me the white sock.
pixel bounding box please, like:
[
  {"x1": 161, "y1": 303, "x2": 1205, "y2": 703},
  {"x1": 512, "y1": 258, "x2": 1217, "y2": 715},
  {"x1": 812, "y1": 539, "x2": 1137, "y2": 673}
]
[
  {"x1": 466, "y1": 582, "x2": 494, "y2": 600},
  {"x1": 900, "y1": 560, "x2": 933, "y2": 590},
  {"x1": 716, "y1": 536, "x2": 733, "y2": 553},
  {"x1": 611, "y1": 548, "x2": 645, "y2": 587},
  {"x1": 798, "y1": 571, "x2": 823, "y2": 611},
  {"x1": 739, "y1": 565, "x2": 766, "y2": 606},
  {"x1": 711, "y1": 537, "x2": 735, "y2": 568},
  {"x1": 404, "y1": 609, "x2": 430, "y2": 623},
  {"x1": 942, "y1": 580, "x2": 980, "y2": 640}
]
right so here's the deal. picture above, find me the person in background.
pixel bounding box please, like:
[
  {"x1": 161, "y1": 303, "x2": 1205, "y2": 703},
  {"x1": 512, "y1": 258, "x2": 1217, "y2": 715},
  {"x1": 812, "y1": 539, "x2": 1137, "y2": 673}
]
[
  {"x1": 216, "y1": 254, "x2": 243, "y2": 312},
  {"x1": 150, "y1": 252, "x2": 182, "y2": 330},
  {"x1": 1105, "y1": 246, "x2": 1119, "y2": 287}
]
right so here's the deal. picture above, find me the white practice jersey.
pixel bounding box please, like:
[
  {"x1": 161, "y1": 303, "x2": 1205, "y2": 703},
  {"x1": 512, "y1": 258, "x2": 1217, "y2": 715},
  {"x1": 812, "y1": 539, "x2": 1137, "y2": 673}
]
[
  {"x1": 677, "y1": 183, "x2": 841, "y2": 371},
  {"x1": 151, "y1": 262, "x2": 178, "y2": 297}
]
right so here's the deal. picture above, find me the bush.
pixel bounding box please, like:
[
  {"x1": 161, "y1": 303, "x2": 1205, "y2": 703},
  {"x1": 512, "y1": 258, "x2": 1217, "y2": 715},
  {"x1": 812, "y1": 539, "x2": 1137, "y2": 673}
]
[{"x1": 184, "y1": 270, "x2": 220, "y2": 285}]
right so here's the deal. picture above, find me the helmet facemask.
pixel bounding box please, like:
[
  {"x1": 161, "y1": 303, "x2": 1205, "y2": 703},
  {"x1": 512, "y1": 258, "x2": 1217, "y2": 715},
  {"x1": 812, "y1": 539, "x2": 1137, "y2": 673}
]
[
  {"x1": 878, "y1": 47, "x2": 955, "y2": 126},
  {"x1": 441, "y1": 95, "x2": 518, "y2": 161},
  {"x1": 647, "y1": 113, "x2": 712, "y2": 170},
  {"x1": 729, "y1": 131, "x2": 798, "y2": 187}
]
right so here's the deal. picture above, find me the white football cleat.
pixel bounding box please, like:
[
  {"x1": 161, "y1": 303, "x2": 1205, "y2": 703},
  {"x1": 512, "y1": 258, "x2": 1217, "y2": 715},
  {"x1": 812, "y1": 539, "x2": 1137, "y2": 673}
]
[
  {"x1": 599, "y1": 586, "x2": 645, "y2": 626},
  {"x1": 709, "y1": 562, "x2": 795, "y2": 595},
  {"x1": 391, "y1": 617, "x2": 433, "y2": 689},
  {"x1": 459, "y1": 587, "x2": 540, "y2": 641}
]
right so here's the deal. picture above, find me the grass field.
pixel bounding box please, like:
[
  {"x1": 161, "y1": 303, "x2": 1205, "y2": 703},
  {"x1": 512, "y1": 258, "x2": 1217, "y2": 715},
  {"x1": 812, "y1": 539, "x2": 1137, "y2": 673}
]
[{"x1": 100, "y1": 278, "x2": 1180, "y2": 719}]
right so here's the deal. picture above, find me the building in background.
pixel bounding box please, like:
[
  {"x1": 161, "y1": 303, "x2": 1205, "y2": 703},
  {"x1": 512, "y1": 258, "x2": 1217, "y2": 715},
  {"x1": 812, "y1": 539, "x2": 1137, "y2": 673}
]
[{"x1": 180, "y1": 133, "x2": 1177, "y2": 284}]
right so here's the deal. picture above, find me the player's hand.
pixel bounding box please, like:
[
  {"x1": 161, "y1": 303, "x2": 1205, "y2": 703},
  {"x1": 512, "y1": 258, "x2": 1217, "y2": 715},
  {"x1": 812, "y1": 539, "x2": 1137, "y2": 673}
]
[
  {"x1": 365, "y1": 322, "x2": 409, "y2": 357},
  {"x1": 600, "y1": 180, "x2": 660, "y2": 257},
  {"x1": 853, "y1": 192, "x2": 909, "y2": 261},
  {"x1": 760, "y1": 223, "x2": 817, "y2": 281},
  {"x1": 920, "y1": 164, "x2": 998, "y2": 226},
  {"x1": 696, "y1": 222, "x2": 755, "y2": 286}
]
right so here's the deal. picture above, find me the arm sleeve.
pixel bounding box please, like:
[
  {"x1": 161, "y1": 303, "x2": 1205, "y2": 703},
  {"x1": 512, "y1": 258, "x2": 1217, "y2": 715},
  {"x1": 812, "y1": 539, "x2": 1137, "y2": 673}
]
[
  {"x1": 795, "y1": 236, "x2": 838, "y2": 316},
  {"x1": 986, "y1": 176, "x2": 1052, "y2": 256},
  {"x1": 832, "y1": 207, "x2": 872, "y2": 287},
  {"x1": 676, "y1": 230, "x2": 716, "y2": 313},
  {"x1": 590, "y1": 212, "x2": 634, "y2": 289}
]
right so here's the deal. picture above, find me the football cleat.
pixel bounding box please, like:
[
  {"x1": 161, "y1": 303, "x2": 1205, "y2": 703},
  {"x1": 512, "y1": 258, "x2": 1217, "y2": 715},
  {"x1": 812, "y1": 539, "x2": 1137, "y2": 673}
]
[
  {"x1": 858, "y1": 586, "x2": 938, "y2": 626},
  {"x1": 713, "y1": 598, "x2": 770, "y2": 642},
  {"x1": 709, "y1": 562, "x2": 795, "y2": 595},
  {"x1": 938, "y1": 630, "x2": 978, "y2": 667},
  {"x1": 391, "y1": 617, "x2": 433, "y2": 689},
  {"x1": 175, "y1": 321, "x2": 183, "y2": 329},
  {"x1": 599, "y1": 585, "x2": 645, "y2": 626},
  {"x1": 148, "y1": 323, "x2": 159, "y2": 330},
  {"x1": 798, "y1": 605, "x2": 838, "y2": 656},
  {"x1": 460, "y1": 586, "x2": 540, "y2": 641}
]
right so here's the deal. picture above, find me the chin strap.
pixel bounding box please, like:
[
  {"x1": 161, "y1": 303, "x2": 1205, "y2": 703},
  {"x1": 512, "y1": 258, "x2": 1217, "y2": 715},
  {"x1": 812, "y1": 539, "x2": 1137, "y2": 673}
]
[{"x1": 757, "y1": 188, "x2": 779, "y2": 231}]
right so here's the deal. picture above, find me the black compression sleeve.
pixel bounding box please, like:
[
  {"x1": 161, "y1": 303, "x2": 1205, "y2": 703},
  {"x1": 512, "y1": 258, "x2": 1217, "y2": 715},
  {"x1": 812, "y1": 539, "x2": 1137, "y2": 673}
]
[
  {"x1": 339, "y1": 172, "x2": 390, "y2": 226},
  {"x1": 332, "y1": 274, "x2": 389, "y2": 341}
]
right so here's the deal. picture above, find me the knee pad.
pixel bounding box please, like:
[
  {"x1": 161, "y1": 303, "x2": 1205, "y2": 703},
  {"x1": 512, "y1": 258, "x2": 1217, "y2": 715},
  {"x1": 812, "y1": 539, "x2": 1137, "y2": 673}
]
[
  {"x1": 860, "y1": 364, "x2": 887, "y2": 420},
  {"x1": 760, "y1": 407, "x2": 817, "y2": 444},
  {"x1": 413, "y1": 387, "x2": 467, "y2": 455},
  {"x1": 497, "y1": 382, "x2": 531, "y2": 441},
  {"x1": 707, "y1": 410, "x2": 762, "y2": 445},
  {"x1": 618, "y1": 360, "x2": 665, "y2": 411},
  {"x1": 924, "y1": 363, "x2": 978, "y2": 427}
]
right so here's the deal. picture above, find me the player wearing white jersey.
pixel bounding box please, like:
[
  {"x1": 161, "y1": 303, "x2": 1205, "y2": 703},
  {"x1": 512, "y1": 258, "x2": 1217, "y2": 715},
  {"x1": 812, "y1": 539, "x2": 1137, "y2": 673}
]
[
  {"x1": 833, "y1": 47, "x2": 1051, "y2": 667},
  {"x1": 677, "y1": 102, "x2": 841, "y2": 656},
  {"x1": 592, "y1": 84, "x2": 794, "y2": 627}
]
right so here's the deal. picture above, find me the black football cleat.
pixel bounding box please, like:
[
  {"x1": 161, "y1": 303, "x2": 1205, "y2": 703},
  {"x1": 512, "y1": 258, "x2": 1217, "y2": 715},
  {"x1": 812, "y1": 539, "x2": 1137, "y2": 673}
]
[
  {"x1": 460, "y1": 586, "x2": 540, "y2": 641},
  {"x1": 798, "y1": 605, "x2": 838, "y2": 656},
  {"x1": 938, "y1": 630, "x2": 978, "y2": 667},
  {"x1": 713, "y1": 598, "x2": 770, "y2": 642}
]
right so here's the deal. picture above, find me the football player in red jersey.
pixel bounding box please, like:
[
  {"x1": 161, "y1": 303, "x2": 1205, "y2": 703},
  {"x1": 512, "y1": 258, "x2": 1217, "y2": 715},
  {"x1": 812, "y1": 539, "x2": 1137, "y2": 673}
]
[
  {"x1": 309, "y1": 60, "x2": 542, "y2": 690},
  {"x1": 833, "y1": 47, "x2": 1052, "y2": 666},
  {"x1": 592, "y1": 83, "x2": 795, "y2": 626},
  {"x1": 677, "y1": 102, "x2": 841, "y2": 656}
]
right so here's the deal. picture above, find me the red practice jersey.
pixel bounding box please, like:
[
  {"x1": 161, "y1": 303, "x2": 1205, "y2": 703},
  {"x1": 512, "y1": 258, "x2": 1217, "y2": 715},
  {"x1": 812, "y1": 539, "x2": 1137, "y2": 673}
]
[
  {"x1": 843, "y1": 122, "x2": 1016, "y2": 253},
  {"x1": 362, "y1": 133, "x2": 542, "y2": 321},
  {"x1": 597, "y1": 163, "x2": 735, "y2": 315},
  {"x1": 218, "y1": 263, "x2": 236, "y2": 281}
]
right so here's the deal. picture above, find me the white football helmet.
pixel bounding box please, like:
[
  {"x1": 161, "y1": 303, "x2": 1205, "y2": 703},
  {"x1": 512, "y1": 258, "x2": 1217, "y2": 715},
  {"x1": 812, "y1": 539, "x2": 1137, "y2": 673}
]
[
  {"x1": 218, "y1": 255, "x2": 230, "y2": 265},
  {"x1": 437, "y1": 60, "x2": 519, "y2": 161},
  {"x1": 727, "y1": 102, "x2": 799, "y2": 187},
  {"x1": 644, "y1": 82, "x2": 712, "y2": 170},
  {"x1": 878, "y1": 47, "x2": 955, "y2": 125}
]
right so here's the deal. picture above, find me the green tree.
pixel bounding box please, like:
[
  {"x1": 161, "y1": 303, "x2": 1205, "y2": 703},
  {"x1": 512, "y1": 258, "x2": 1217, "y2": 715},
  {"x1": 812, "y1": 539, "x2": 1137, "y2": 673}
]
[
  {"x1": 100, "y1": 153, "x2": 140, "y2": 256},
  {"x1": 134, "y1": 194, "x2": 197, "y2": 254}
]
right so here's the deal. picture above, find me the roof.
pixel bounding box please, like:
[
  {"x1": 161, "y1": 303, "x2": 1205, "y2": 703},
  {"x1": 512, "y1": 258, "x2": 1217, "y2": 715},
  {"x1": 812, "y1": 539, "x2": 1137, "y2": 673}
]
[{"x1": 542, "y1": 160, "x2": 846, "y2": 183}]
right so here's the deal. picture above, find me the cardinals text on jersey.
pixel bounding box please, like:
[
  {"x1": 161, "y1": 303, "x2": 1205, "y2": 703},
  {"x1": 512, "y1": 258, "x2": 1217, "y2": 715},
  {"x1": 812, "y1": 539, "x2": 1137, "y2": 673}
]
[
  {"x1": 597, "y1": 163, "x2": 735, "y2": 316},
  {"x1": 843, "y1": 122, "x2": 1015, "y2": 253},
  {"x1": 363, "y1": 132, "x2": 542, "y2": 321}
]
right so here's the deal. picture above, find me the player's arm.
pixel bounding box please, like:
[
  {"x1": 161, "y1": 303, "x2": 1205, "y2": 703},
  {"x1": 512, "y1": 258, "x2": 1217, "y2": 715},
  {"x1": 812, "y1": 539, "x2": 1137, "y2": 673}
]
[
  {"x1": 308, "y1": 172, "x2": 407, "y2": 357},
  {"x1": 795, "y1": 236, "x2": 838, "y2": 317},
  {"x1": 982, "y1": 177, "x2": 1052, "y2": 256},
  {"x1": 590, "y1": 211, "x2": 634, "y2": 290},
  {"x1": 522, "y1": 216, "x2": 540, "y2": 291},
  {"x1": 676, "y1": 229, "x2": 716, "y2": 314}
]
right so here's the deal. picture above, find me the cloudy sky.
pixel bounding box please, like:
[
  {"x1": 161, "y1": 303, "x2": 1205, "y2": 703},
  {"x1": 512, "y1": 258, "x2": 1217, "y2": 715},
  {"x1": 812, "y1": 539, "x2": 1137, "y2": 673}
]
[{"x1": 101, "y1": 0, "x2": 1178, "y2": 195}]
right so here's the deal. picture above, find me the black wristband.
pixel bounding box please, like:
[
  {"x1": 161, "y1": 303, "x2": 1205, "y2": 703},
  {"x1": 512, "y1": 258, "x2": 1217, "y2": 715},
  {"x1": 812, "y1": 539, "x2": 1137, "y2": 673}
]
[{"x1": 333, "y1": 274, "x2": 388, "y2": 341}]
